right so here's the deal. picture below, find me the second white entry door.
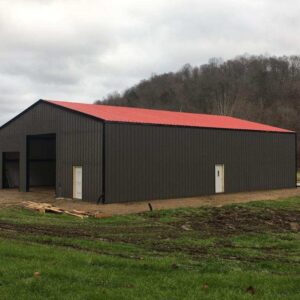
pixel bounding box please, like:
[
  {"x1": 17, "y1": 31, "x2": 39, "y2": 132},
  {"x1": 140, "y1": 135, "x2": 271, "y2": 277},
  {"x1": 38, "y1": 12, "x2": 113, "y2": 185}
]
[
  {"x1": 215, "y1": 164, "x2": 224, "y2": 193},
  {"x1": 73, "y1": 166, "x2": 82, "y2": 199}
]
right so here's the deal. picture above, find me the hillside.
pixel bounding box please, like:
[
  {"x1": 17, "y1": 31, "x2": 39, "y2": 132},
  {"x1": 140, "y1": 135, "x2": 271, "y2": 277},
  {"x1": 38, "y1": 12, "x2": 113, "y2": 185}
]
[{"x1": 97, "y1": 55, "x2": 300, "y2": 161}]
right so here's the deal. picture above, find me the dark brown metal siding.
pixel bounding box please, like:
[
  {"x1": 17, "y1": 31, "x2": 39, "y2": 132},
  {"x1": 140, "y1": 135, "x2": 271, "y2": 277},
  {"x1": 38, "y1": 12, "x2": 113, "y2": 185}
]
[
  {"x1": 0, "y1": 102, "x2": 103, "y2": 202},
  {"x1": 105, "y1": 123, "x2": 296, "y2": 203}
]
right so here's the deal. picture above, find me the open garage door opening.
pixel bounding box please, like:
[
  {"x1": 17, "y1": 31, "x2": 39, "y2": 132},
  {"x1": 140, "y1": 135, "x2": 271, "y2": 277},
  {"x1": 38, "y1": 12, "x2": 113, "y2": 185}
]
[
  {"x1": 26, "y1": 134, "x2": 56, "y2": 192},
  {"x1": 2, "y1": 152, "x2": 20, "y2": 188}
]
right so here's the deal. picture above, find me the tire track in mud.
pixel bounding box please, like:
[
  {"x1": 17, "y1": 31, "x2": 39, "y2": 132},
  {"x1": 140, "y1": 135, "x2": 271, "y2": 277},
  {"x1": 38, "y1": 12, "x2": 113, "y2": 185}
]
[{"x1": 1, "y1": 206, "x2": 300, "y2": 264}]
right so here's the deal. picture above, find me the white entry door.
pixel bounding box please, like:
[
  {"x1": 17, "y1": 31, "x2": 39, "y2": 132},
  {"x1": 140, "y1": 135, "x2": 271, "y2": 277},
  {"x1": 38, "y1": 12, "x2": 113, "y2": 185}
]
[
  {"x1": 215, "y1": 164, "x2": 224, "y2": 193},
  {"x1": 73, "y1": 166, "x2": 82, "y2": 199}
]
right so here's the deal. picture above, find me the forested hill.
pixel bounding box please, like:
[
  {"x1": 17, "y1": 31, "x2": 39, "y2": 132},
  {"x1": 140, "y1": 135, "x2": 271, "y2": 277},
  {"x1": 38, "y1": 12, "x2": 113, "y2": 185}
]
[{"x1": 96, "y1": 55, "x2": 300, "y2": 161}]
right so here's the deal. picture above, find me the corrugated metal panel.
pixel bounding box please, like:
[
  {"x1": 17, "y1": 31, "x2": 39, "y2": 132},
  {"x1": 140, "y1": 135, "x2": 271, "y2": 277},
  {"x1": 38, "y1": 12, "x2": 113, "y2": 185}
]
[
  {"x1": 105, "y1": 123, "x2": 296, "y2": 203},
  {"x1": 46, "y1": 100, "x2": 292, "y2": 133},
  {"x1": 0, "y1": 102, "x2": 103, "y2": 202}
]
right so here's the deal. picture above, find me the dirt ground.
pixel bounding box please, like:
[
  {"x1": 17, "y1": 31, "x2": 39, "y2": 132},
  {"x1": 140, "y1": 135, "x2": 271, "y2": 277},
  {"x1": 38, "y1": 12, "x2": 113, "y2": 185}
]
[{"x1": 0, "y1": 187, "x2": 300, "y2": 216}]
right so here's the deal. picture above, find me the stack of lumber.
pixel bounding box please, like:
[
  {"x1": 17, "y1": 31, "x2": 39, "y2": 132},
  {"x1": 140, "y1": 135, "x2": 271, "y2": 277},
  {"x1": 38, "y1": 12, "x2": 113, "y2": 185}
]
[{"x1": 21, "y1": 201, "x2": 90, "y2": 219}]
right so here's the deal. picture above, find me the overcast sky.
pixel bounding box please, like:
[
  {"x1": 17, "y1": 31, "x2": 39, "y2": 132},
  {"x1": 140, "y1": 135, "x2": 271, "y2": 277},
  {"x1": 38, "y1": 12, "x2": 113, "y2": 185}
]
[{"x1": 0, "y1": 0, "x2": 299, "y2": 125}]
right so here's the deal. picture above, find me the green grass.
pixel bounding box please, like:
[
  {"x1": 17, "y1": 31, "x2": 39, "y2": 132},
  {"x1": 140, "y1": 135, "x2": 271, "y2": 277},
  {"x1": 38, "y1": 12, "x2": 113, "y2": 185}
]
[{"x1": 1, "y1": 197, "x2": 300, "y2": 299}]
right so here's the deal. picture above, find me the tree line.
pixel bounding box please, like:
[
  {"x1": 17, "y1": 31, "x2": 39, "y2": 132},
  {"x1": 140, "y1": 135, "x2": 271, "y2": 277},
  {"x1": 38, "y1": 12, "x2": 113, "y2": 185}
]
[{"x1": 96, "y1": 55, "x2": 300, "y2": 162}]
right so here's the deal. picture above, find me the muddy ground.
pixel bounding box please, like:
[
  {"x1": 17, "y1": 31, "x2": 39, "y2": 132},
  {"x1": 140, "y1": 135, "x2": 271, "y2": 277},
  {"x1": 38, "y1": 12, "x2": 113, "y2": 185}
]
[
  {"x1": 0, "y1": 187, "x2": 300, "y2": 216},
  {"x1": 0, "y1": 204, "x2": 300, "y2": 262}
]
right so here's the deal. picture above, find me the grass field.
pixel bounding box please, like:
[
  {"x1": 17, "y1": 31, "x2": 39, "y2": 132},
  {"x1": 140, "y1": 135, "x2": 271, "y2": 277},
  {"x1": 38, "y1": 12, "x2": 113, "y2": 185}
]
[{"x1": 1, "y1": 197, "x2": 300, "y2": 299}]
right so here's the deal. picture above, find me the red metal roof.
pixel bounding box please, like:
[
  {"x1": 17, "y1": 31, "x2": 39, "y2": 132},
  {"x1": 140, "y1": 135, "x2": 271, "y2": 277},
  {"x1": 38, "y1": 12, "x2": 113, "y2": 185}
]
[{"x1": 46, "y1": 100, "x2": 293, "y2": 133}]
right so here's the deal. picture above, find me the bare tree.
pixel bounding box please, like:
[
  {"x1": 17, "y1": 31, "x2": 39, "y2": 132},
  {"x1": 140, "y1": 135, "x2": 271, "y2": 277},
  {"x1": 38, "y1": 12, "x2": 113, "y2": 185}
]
[{"x1": 97, "y1": 55, "x2": 300, "y2": 162}]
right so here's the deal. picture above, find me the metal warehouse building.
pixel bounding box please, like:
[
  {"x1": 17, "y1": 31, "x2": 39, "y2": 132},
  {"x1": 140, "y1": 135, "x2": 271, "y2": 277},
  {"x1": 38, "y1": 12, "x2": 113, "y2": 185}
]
[{"x1": 0, "y1": 99, "x2": 297, "y2": 203}]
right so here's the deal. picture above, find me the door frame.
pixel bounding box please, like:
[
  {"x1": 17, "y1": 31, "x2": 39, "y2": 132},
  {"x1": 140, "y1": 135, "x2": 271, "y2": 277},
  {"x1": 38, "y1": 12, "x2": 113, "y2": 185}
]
[
  {"x1": 26, "y1": 133, "x2": 56, "y2": 192},
  {"x1": 2, "y1": 151, "x2": 20, "y2": 189},
  {"x1": 73, "y1": 166, "x2": 83, "y2": 199},
  {"x1": 215, "y1": 164, "x2": 225, "y2": 193}
]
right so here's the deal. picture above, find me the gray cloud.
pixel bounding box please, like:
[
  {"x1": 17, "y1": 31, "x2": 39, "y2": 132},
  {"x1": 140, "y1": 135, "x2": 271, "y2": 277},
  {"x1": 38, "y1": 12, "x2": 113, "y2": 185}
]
[{"x1": 0, "y1": 0, "x2": 299, "y2": 125}]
